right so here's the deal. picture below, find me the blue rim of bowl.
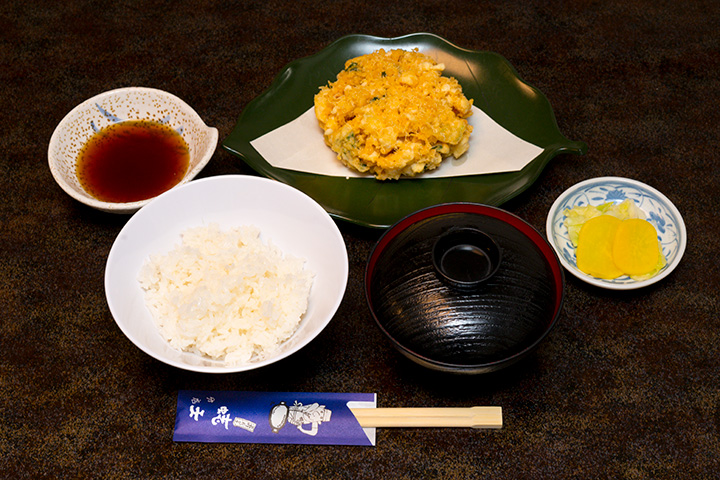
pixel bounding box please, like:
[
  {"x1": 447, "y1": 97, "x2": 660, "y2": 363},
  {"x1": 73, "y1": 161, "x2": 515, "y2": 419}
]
[{"x1": 546, "y1": 176, "x2": 687, "y2": 290}]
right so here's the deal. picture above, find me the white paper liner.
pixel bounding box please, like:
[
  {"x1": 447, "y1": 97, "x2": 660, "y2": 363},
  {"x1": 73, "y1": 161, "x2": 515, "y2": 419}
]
[{"x1": 250, "y1": 105, "x2": 544, "y2": 179}]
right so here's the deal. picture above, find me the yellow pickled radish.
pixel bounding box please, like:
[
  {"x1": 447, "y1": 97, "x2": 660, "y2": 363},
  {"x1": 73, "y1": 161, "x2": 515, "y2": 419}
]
[
  {"x1": 612, "y1": 218, "x2": 660, "y2": 275},
  {"x1": 576, "y1": 215, "x2": 623, "y2": 279}
]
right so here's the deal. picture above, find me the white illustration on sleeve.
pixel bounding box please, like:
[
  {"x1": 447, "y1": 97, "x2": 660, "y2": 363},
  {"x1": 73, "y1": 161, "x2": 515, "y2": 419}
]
[{"x1": 269, "y1": 401, "x2": 332, "y2": 436}]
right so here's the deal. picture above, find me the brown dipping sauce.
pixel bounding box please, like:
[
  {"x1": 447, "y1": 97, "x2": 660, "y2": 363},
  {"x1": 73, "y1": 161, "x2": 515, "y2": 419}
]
[{"x1": 76, "y1": 120, "x2": 190, "y2": 203}]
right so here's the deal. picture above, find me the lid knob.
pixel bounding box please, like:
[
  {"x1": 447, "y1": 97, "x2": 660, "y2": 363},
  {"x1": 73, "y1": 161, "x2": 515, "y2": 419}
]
[{"x1": 432, "y1": 228, "x2": 502, "y2": 290}]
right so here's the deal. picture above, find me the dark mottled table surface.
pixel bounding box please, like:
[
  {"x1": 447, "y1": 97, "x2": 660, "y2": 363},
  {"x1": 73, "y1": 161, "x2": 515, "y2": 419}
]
[{"x1": 2, "y1": 1, "x2": 718, "y2": 478}]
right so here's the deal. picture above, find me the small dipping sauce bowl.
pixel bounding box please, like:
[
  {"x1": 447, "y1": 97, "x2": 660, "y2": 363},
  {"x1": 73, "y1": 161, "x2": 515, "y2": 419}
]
[{"x1": 48, "y1": 87, "x2": 218, "y2": 214}]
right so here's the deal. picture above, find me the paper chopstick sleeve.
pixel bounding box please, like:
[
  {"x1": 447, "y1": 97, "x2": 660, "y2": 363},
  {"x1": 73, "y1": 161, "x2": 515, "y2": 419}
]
[{"x1": 173, "y1": 390, "x2": 377, "y2": 446}]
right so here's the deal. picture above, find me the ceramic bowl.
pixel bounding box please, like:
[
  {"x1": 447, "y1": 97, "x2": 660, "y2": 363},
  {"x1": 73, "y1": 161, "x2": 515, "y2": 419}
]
[
  {"x1": 105, "y1": 175, "x2": 348, "y2": 373},
  {"x1": 365, "y1": 203, "x2": 564, "y2": 374},
  {"x1": 48, "y1": 87, "x2": 218, "y2": 214},
  {"x1": 546, "y1": 176, "x2": 686, "y2": 290}
]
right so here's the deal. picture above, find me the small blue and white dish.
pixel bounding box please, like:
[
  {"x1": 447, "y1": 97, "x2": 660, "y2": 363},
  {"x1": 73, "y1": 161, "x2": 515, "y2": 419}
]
[{"x1": 546, "y1": 177, "x2": 686, "y2": 290}]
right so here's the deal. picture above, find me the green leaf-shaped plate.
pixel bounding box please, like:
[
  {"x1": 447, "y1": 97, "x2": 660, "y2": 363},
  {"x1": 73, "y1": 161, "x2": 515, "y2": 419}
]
[{"x1": 223, "y1": 33, "x2": 587, "y2": 229}]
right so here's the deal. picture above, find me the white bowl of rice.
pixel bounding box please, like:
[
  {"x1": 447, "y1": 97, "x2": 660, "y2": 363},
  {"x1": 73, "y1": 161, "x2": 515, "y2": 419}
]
[{"x1": 104, "y1": 175, "x2": 348, "y2": 373}]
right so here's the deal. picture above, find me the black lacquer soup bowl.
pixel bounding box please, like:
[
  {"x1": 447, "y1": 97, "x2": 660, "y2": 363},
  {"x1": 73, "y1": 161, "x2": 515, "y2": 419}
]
[{"x1": 365, "y1": 203, "x2": 564, "y2": 374}]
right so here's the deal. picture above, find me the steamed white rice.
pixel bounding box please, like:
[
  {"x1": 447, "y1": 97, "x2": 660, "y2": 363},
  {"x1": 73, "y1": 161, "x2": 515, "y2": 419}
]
[{"x1": 138, "y1": 223, "x2": 314, "y2": 365}]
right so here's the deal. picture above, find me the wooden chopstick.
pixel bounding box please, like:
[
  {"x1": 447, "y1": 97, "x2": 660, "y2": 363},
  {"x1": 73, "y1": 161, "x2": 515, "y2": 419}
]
[{"x1": 349, "y1": 406, "x2": 502, "y2": 429}]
